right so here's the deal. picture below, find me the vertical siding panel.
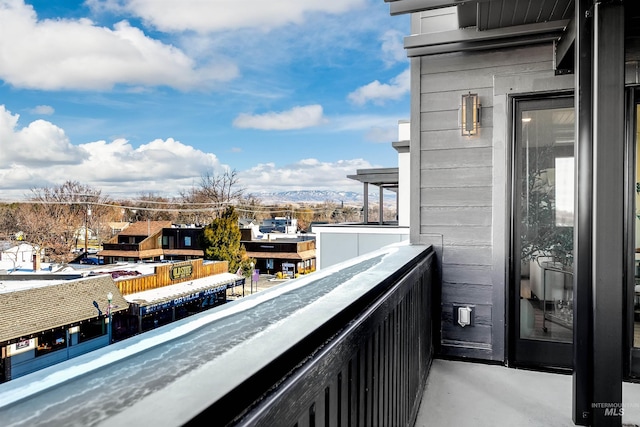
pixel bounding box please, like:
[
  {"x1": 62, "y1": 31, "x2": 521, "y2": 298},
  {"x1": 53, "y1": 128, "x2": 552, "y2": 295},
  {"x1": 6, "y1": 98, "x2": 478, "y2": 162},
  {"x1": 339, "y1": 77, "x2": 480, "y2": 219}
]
[
  {"x1": 391, "y1": 309, "x2": 397, "y2": 427},
  {"x1": 365, "y1": 336, "x2": 372, "y2": 427},
  {"x1": 402, "y1": 298, "x2": 409, "y2": 425},
  {"x1": 324, "y1": 386, "x2": 332, "y2": 427},
  {"x1": 371, "y1": 329, "x2": 379, "y2": 427},
  {"x1": 382, "y1": 317, "x2": 388, "y2": 427},
  {"x1": 339, "y1": 369, "x2": 347, "y2": 427},
  {"x1": 358, "y1": 344, "x2": 366, "y2": 427},
  {"x1": 313, "y1": 392, "x2": 324, "y2": 427}
]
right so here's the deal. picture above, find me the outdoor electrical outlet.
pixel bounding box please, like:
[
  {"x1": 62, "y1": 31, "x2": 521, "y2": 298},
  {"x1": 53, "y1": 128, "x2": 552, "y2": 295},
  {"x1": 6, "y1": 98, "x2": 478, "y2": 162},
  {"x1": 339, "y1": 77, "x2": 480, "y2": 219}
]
[{"x1": 453, "y1": 304, "x2": 475, "y2": 327}]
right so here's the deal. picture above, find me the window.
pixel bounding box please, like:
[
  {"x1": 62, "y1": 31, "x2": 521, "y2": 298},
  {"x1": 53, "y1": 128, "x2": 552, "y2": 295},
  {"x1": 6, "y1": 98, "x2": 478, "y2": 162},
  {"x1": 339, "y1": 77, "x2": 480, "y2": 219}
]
[{"x1": 78, "y1": 318, "x2": 106, "y2": 343}]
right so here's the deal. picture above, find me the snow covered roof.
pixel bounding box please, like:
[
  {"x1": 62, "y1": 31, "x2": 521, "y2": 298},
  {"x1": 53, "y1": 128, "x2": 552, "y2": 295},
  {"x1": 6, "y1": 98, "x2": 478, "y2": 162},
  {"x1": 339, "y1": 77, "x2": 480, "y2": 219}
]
[{"x1": 125, "y1": 272, "x2": 242, "y2": 306}]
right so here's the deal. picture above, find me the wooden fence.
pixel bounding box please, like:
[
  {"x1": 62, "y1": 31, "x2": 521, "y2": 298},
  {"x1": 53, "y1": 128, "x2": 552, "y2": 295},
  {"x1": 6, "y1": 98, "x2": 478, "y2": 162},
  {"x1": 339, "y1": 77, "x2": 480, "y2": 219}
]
[{"x1": 116, "y1": 259, "x2": 229, "y2": 295}]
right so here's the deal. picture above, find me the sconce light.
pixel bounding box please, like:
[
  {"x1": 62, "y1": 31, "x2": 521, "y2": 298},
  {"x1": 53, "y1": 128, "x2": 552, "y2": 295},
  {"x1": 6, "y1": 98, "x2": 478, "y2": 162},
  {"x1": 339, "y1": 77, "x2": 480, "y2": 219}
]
[{"x1": 461, "y1": 92, "x2": 481, "y2": 136}]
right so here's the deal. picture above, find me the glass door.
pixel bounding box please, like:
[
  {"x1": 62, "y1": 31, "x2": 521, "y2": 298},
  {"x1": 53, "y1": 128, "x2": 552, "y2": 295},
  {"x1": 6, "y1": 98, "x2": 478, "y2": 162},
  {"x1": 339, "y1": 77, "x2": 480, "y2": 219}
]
[
  {"x1": 629, "y1": 92, "x2": 640, "y2": 377},
  {"x1": 512, "y1": 95, "x2": 575, "y2": 369}
]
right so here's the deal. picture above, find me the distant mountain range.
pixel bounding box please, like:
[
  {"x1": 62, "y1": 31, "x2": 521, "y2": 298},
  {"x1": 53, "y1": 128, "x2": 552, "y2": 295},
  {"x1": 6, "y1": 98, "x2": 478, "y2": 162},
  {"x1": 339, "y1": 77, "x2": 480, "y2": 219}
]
[
  {"x1": 248, "y1": 190, "x2": 396, "y2": 205},
  {"x1": 249, "y1": 190, "x2": 364, "y2": 205}
]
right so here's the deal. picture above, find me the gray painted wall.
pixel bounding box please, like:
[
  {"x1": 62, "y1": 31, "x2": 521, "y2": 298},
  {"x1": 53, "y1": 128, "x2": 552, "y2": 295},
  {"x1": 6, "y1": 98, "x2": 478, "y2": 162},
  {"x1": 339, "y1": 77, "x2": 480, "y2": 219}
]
[{"x1": 413, "y1": 42, "x2": 574, "y2": 361}]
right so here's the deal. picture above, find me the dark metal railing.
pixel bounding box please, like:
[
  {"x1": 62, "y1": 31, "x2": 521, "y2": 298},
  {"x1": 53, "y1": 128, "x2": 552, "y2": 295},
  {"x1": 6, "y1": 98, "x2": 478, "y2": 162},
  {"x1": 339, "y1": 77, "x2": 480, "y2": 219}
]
[{"x1": 189, "y1": 245, "x2": 437, "y2": 427}]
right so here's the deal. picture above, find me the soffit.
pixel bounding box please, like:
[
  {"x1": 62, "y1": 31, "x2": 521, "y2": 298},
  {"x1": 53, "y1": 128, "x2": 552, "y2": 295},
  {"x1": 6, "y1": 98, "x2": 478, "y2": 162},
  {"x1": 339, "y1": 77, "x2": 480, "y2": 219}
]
[
  {"x1": 392, "y1": 0, "x2": 574, "y2": 56},
  {"x1": 387, "y1": 0, "x2": 573, "y2": 24},
  {"x1": 389, "y1": 1, "x2": 640, "y2": 47},
  {"x1": 347, "y1": 168, "x2": 399, "y2": 190}
]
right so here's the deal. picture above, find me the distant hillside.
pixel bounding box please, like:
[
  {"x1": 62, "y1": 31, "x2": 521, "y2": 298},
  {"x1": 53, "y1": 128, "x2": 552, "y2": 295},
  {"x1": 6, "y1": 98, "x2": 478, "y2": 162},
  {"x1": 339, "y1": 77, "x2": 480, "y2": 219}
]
[
  {"x1": 248, "y1": 190, "x2": 397, "y2": 206},
  {"x1": 249, "y1": 190, "x2": 363, "y2": 205}
]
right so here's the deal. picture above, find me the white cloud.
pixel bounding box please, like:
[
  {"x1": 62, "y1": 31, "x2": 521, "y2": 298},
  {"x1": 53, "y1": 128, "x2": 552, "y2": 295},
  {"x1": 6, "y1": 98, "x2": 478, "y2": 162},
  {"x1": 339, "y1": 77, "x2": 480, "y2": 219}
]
[
  {"x1": 0, "y1": 104, "x2": 389, "y2": 200},
  {"x1": 29, "y1": 105, "x2": 55, "y2": 115},
  {"x1": 348, "y1": 68, "x2": 410, "y2": 106},
  {"x1": 365, "y1": 126, "x2": 398, "y2": 143},
  {"x1": 88, "y1": 0, "x2": 366, "y2": 33},
  {"x1": 239, "y1": 158, "x2": 374, "y2": 194},
  {"x1": 330, "y1": 114, "x2": 400, "y2": 133},
  {"x1": 0, "y1": 105, "x2": 221, "y2": 197},
  {"x1": 0, "y1": 0, "x2": 238, "y2": 91},
  {"x1": 0, "y1": 105, "x2": 87, "y2": 167},
  {"x1": 233, "y1": 105, "x2": 326, "y2": 130},
  {"x1": 380, "y1": 29, "x2": 407, "y2": 67}
]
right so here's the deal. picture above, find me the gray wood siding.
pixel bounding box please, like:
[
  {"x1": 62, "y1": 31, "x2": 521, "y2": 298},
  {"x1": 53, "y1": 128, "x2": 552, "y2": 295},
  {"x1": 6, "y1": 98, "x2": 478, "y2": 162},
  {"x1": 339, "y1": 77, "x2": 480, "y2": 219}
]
[{"x1": 417, "y1": 42, "x2": 558, "y2": 360}]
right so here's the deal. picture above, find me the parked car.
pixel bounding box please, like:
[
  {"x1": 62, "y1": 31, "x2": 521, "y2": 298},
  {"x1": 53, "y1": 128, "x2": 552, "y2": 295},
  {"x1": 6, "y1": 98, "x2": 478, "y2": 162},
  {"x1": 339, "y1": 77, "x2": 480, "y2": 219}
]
[{"x1": 80, "y1": 257, "x2": 103, "y2": 265}]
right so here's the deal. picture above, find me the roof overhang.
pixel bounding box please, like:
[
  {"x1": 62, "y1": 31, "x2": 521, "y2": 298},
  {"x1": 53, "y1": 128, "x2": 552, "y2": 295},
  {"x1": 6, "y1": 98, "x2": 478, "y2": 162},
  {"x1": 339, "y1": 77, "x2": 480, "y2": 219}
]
[
  {"x1": 245, "y1": 250, "x2": 316, "y2": 261},
  {"x1": 347, "y1": 167, "x2": 399, "y2": 192},
  {"x1": 386, "y1": 0, "x2": 575, "y2": 69}
]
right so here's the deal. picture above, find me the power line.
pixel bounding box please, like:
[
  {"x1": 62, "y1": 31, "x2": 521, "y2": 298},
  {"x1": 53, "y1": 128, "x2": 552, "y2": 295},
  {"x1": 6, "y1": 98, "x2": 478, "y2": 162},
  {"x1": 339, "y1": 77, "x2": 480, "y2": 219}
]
[{"x1": 0, "y1": 198, "x2": 364, "y2": 214}]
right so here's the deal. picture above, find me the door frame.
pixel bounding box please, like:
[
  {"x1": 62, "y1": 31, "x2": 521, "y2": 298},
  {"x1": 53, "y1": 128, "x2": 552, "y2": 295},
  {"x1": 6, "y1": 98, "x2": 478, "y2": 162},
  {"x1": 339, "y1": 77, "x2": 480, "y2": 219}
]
[
  {"x1": 507, "y1": 92, "x2": 575, "y2": 370},
  {"x1": 626, "y1": 86, "x2": 640, "y2": 378}
]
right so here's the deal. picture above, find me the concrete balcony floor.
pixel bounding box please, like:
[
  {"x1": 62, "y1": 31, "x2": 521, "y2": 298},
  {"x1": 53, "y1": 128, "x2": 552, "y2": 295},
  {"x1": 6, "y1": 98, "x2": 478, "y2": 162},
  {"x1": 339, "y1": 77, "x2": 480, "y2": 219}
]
[{"x1": 416, "y1": 359, "x2": 640, "y2": 427}]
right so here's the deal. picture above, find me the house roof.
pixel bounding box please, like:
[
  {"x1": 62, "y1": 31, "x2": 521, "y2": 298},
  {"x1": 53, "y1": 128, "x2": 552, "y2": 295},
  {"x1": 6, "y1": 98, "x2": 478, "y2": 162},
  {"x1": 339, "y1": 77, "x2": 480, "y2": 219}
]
[
  {"x1": 116, "y1": 221, "x2": 172, "y2": 236},
  {"x1": 125, "y1": 272, "x2": 239, "y2": 307},
  {"x1": 0, "y1": 275, "x2": 129, "y2": 344},
  {"x1": 162, "y1": 249, "x2": 204, "y2": 256},
  {"x1": 108, "y1": 222, "x2": 130, "y2": 230},
  {"x1": 0, "y1": 242, "x2": 37, "y2": 253},
  {"x1": 98, "y1": 249, "x2": 165, "y2": 258}
]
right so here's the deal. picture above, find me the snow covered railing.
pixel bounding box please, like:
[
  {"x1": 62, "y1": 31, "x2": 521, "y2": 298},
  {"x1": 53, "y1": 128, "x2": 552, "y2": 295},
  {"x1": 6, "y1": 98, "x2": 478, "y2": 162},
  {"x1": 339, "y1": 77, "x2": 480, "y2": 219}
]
[{"x1": 0, "y1": 242, "x2": 436, "y2": 427}]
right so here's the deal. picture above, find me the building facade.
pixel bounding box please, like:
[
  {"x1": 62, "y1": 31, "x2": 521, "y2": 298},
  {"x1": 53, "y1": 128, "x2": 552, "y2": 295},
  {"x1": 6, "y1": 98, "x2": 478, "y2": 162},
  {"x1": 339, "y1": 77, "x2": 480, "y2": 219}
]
[
  {"x1": 99, "y1": 221, "x2": 205, "y2": 263},
  {"x1": 0, "y1": 258, "x2": 239, "y2": 383},
  {"x1": 386, "y1": 0, "x2": 640, "y2": 423},
  {"x1": 0, "y1": 275, "x2": 128, "y2": 383},
  {"x1": 243, "y1": 237, "x2": 316, "y2": 275}
]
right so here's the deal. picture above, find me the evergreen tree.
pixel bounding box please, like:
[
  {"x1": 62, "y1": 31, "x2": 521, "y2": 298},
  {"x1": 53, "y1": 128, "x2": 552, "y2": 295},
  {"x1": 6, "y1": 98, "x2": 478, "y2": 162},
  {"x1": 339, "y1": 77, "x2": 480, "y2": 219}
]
[{"x1": 201, "y1": 206, "x2": 249, "y2": 273}]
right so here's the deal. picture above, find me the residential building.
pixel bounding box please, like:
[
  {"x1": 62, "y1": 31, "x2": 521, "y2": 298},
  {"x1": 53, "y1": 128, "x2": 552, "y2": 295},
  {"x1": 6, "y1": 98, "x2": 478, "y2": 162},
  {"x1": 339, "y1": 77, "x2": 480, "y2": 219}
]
[
  {"x1": 0, "y1": 275, "x2": 128, "y2": 383},
  {"x1": 101, "y1": 258, "x2": 240, "y2": 335},
  {"x1": 99, "y1": 221, "x2": 204, "y2": 263},
  {"x1": 259, "y1": 217, "x2": 298, "y2": 234},
  {"x1": 242, "y1": 235, "x2": 316, "y2": 275},
  {"x1": 0, "y1": 243, "x2": 43, "y2": 272},
  {"x1": 0, "y1": 258, "x2": 241, "y2": 383}
]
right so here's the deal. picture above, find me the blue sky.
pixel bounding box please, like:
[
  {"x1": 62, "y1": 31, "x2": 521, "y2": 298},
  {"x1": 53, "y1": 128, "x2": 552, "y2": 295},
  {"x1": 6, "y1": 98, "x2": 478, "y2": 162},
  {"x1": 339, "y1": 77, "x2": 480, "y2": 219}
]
[{"x1": 0, "y1": 0, "x2": 410, "y2": 200}]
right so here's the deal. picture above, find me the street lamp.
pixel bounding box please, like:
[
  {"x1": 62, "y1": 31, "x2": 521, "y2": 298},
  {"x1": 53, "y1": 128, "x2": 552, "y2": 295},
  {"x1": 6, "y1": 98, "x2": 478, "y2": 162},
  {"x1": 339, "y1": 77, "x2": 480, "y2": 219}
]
[
  {"x1": 250, "y1": 262, "x2": 255, "y2": 294},
  {"x1": 107, "y1": 291, "x2": 113, "y2": 344},
  {"x1": 84, "y1": 205, "x2": 92, "y2": 257}
]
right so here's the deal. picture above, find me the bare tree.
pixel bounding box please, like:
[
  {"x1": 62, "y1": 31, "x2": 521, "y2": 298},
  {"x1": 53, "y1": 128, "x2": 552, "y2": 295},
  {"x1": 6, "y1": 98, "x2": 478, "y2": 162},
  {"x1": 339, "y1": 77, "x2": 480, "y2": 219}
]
[
  {"x1": 16, "y1": 181, "x2": 108, "y2": 263},
  {"x1": 180, "y1": 169, "x2": 245, "y2": 222},
  {"x1": 0, "y1": 203, "x2": 20, "y2": 241},
  {"x1": 237, "y1": 195, "x2": 266, "y2": 223},
  {"x1": 129, "y1": 193, "x2": 178, "y2": 222},
  {"x1": 294, "y1": 206, "x2": 314, "y2": 232}
]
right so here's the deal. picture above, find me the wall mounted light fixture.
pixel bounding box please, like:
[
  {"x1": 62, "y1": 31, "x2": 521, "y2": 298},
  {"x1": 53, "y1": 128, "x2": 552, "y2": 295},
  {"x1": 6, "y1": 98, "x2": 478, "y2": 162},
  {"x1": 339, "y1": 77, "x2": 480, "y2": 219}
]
[{"x1": 461, "y1": 92, "x2": 481, "y2": 136}]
